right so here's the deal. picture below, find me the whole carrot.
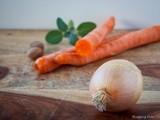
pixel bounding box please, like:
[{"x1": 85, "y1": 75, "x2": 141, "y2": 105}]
[
  {"x1": 33, "y1": 32, "x2": 127, "y2": 74},
  {"x1": 56, "y1": 26, "x2": 160, "y2": 66},
  {"x1": 75, "y1": 16, "x2": 115, "y2": 56}
]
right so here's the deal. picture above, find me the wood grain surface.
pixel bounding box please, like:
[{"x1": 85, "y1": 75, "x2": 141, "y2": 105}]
[
  {"x1": 0, "y1": 30, "x2": 160, "y2": 120},
  {"x1": 0, "y1": 91, "x2": 160, "y2": 120}
]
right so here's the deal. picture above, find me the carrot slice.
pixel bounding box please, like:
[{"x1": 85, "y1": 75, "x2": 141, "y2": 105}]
[{"x1": 75, "y1": 16, "x2": 115, "y2": 56}]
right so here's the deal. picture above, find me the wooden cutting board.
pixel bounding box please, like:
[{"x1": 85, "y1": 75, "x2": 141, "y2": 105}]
[{"x1": 0, "y1": 30, "x2": 160, "y2": 120}]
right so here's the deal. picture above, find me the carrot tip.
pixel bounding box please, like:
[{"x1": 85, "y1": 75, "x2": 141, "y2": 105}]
[
  {"x1": 34, "y1": 57, "x2": 46, "y2": 74},
  {"x1": 34, "y1": 62, "x2": 40, "y2": 73},
  {"x1": 33, "y1": 57, "x2": 59, "y2": 73},
  {"x1": 75, "y1": 39, "x2": 92, "y2": 56}
]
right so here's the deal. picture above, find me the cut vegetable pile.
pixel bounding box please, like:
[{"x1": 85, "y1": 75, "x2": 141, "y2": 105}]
[{"x1": 34, "y1": 16, "x2": 160, "y2": 74}]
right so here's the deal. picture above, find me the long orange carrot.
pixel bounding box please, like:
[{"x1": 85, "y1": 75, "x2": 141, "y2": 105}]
[
  {"x1": 75, "y1": 16, "x2": 115, "y2": 56},
  {"x1": 33, "y1": 32, "x2": 127, "y2": 73},
  {"x1": 56, "y1": 26, "x2": 160, "y2": 66}
]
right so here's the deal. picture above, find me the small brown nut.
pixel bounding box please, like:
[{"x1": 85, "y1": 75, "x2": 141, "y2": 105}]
[
  {"x1": 27, "y1": 47, "x2": 43, "y2": 60},
  {"x1": 30, "y1": 41, "x2": 44, "y2": 51}
]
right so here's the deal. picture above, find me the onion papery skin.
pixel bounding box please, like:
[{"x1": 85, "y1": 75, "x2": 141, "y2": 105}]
[{"x1": 89, "y1": 59, "x2": 143, "y2": 112}]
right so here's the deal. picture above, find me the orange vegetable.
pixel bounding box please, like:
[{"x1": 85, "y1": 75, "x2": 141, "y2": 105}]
[
  {"x1": 102, "y1": 31, "x2": 128, "y2": 44},
  {"x1": 34, "y1": 47, "x2": 75, "y2": 74},
  {"x1": 34, "y1": 26, "x2": 160, "y2": 74},
  {"x1": 33, "y1": 32, "x2": 126, "y2": 74},
  {"x1": 75, "y1": 16, "x2": 115, "y2": 56},
  {"x1": 56, "y1": 26, "x2": 160, "y2": 66}
]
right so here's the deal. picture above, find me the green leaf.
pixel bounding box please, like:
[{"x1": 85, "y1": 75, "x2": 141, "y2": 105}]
[
  {"x1": 63, "y1": 31, "x2": 71, "y2": 38},
  {"x1": 69, "y1": 32, "x2": 78, "y2": 45},
  {"x1": 57, "y1": 17, "x2": 68, "y2": 32},
  {"x1": 77, "y1": 22, "x2": 96, "y2": 37},
  {"x1": 68, "y1": 20, "x2": 74, "y2": 30},
  {"x1": 45, "y1": 30, "x2": 63, "y2": 44}
]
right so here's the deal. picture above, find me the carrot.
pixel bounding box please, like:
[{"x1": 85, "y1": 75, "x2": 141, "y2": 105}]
[
  {"x1": 108, "y1": 25, "x2": 160, "y2": 54},
  {"x1": 75, "y1": 16, "x2": 115, "y2": 56},
  {"x1": 102, "y1": 31, "x2": 129, "y2": 44},
  {"x1": 56, "y1": 26, "x2": 160, "y2": 66},
  {"x1": 34, "y1": 47, "x2": 75, "y2": 74},
  {"x1": 33, "y1": 32, "x2": 127, "y2": 74}
]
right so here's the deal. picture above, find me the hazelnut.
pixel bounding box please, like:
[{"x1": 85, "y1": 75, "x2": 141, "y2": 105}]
[
  {"x1": 27, "y1": 47, "x2": 43, "y2": 60},
  {"x1": 30, "y1": 41, "x2": 44, "y2": 51}
]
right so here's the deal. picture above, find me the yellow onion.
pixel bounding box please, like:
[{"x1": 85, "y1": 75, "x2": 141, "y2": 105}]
[{"x1": 89, "y1": 59, "x2": 143, "y2": 112}]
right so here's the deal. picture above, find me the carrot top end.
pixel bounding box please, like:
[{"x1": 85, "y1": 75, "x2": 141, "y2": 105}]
[
  {"x1": 34, "y1": 57, "x2": 50, "y2": 74},
  {"x1": 34, "y1": 60, "x2": 47, "y2": 74},
  {"x1": 75, "y1": 39, "x2": 92, "y2": 56},
  {"x1": 34, "y1": 62, "x2": 41, "y2": 73}
]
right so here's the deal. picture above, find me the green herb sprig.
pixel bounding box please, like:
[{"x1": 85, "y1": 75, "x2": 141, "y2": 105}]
[{"x1": 45, "y1": 17, "x2": 96, "y2": 45}]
